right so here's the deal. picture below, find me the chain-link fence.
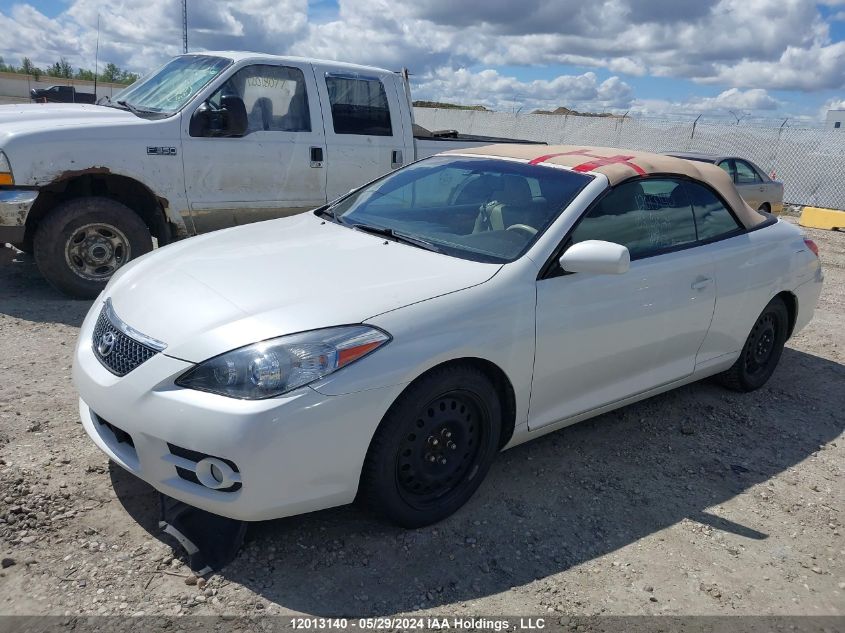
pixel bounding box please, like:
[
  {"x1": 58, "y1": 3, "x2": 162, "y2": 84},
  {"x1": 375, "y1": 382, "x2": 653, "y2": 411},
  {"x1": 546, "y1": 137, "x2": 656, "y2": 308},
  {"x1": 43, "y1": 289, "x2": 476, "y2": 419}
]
[{"x1": 413, "y1": 108, "x2": 845, "y2": 210}]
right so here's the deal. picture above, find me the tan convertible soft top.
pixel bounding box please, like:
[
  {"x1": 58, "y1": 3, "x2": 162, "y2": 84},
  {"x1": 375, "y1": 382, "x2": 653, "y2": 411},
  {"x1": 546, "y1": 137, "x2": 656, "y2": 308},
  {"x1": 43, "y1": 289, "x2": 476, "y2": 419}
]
[{"x1": 445, "y1": 144, "x2": 767, "y2": 229}]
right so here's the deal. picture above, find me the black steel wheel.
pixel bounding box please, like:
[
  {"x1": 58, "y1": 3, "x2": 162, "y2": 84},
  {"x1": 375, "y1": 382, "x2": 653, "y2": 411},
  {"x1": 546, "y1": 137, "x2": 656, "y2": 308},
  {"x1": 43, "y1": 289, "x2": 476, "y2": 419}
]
[
  {"x1": 361, "y1": 365, "x2": 502, "y2": 528},
  {"x1": 718, "y1": 296, "x2": 789, "y2": 392}
]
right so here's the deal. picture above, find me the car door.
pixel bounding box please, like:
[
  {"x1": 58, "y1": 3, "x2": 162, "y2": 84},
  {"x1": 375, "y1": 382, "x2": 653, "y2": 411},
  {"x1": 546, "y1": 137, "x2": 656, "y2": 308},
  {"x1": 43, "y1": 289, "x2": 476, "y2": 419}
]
[
  {"x1": 732, "y1": 159, "x2": 766, "y2": 210},
  {"x1": 529, "y1": 178, "x2": 717, "y2": 431},
  {"x1": 181, "y1": 61, "x2": 327, "y2": 233},
  {"x1": 311, "y1": 65, "x2": 409, "y2": 201}
]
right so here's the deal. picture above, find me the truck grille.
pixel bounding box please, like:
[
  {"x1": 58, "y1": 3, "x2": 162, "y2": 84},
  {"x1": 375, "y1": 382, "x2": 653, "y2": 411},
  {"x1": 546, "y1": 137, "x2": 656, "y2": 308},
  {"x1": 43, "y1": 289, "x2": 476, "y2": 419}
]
[{"x1": 91, "y1": 299, "x2": 166, "y2": 376}]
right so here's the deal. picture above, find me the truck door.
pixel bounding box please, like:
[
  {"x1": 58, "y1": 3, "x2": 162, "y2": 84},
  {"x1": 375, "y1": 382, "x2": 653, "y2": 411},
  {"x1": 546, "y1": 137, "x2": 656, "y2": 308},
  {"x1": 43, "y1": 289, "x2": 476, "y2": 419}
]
[
  {"x1": 311, "y1": 65, "x2": 409, "y2": 201},
  {"x1": 181, "y1": 61, "x2": 327, "y2": 233}
]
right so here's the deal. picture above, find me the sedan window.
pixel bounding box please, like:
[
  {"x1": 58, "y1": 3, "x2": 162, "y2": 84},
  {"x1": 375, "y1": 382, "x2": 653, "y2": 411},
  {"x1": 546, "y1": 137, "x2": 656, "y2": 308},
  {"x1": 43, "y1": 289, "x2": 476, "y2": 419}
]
[
  {"x1": 570, "y1": 179, "x2": 697, "y2": 259},
  {"x1": 734, "y1": 160, "x2": 762, "y2": 184}
]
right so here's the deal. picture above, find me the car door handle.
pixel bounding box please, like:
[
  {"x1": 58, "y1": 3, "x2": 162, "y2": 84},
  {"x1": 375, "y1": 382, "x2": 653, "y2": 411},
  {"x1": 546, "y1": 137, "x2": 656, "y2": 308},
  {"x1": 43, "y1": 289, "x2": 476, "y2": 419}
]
[
  {"x1": 391, "y1": 150, "x2": 403, "y2": 169},
  {"x1": 310, "y1": 147, "x2": 324, "y2": 168},
  {"x1": 691, "y1": 276, "x2": 714, "y2": 291}
]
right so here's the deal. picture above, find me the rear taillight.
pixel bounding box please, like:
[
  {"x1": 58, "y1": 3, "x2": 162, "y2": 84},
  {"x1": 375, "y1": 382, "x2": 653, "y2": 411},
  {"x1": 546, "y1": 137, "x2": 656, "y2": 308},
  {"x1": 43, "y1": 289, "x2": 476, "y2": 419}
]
[{"x1": 804, "y1": 239, "x2": 819, "y2": 257}]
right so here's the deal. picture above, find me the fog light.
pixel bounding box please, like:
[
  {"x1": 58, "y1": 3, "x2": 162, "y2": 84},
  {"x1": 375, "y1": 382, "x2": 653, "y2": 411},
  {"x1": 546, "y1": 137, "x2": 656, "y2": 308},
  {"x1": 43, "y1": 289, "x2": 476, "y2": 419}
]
[{"x1": 195, "y1": 457, "x2": 240, "y2": 490}]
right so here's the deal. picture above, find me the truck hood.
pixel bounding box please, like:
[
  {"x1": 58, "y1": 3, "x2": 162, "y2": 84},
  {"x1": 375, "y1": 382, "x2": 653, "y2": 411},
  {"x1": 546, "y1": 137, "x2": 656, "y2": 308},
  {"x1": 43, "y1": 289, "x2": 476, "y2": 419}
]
[
  {"x1": 0, "y1": 103, "x2": 138, "y2": 136},
  {"x1": 105, "y1": 213, "x2": 500, "y2": 362},
  {"x1": 0, "y1": 103, "x2": 149, "y2": 152}
]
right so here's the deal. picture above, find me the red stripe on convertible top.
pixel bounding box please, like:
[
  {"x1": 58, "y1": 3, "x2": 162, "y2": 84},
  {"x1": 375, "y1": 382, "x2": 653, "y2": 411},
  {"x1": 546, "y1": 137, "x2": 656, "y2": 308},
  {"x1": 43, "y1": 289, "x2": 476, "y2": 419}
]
[
  {"x1": 527, "y1": 150, "x2": 590, "y2": 165},
  {"x1": 528, "y1": 149, "x2": 646, "y2": 175},
  {"x1": 573, "y1": 155, "x2": 647, "y2": 176}
]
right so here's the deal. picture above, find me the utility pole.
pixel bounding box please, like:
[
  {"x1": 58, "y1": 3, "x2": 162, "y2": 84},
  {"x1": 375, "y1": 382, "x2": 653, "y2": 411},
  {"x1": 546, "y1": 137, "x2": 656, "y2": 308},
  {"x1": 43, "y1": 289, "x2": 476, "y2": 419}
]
[{"x1": 182, "y1": 0, "x2": 188, "y2": 53}]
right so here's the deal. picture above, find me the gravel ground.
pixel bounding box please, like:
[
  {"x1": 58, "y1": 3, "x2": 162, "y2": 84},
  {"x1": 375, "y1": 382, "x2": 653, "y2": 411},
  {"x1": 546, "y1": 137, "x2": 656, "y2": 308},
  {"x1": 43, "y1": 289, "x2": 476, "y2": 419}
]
[{"x1": 0, "y1": 217, "x2": 842, "y2": 618}]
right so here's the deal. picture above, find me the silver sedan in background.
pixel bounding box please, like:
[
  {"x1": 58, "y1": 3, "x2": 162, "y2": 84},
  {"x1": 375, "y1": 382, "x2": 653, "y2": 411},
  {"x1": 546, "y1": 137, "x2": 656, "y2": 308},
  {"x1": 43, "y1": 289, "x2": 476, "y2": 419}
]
[{"x1": 668, "y1": 152, "x2": 784, "y2": 214}]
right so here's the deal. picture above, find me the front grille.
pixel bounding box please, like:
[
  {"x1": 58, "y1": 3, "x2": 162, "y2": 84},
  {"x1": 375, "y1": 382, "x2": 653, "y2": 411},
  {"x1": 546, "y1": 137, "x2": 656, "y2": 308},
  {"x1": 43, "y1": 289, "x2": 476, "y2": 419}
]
[{"x1": 92, "y1": 301, "x2": 163, "y2": 376}]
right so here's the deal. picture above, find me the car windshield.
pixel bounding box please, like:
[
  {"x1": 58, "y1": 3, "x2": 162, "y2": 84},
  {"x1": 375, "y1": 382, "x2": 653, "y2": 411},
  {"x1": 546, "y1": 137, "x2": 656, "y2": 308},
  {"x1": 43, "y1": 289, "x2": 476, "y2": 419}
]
[
  {"x1": 110, "y1": 55, "x2": 232, "y2": 115},
  {"x1": 325, "y1": 156, "x2": 592, "y2": 263}
]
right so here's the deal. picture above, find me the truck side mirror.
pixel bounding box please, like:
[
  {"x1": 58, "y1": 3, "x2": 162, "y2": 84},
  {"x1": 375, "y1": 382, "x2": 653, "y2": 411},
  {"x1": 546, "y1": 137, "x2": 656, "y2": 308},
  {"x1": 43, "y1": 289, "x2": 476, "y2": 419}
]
[
  {"x1": 189, "y1": 96, "x2": 248, "y2": 138},
  {"x1": 189, "y1": 102, "x2": 211, "y2": 137},
  {"x1": 220, "y1": 95, "x2": 247, "y2": 137}
]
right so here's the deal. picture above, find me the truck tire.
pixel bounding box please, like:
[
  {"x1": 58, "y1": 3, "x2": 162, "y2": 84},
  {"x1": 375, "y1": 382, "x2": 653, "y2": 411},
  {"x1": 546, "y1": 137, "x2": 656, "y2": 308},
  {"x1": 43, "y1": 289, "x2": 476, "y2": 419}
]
[{"x1": 34, "y1": 197, "x2": 153, "y2": 299}]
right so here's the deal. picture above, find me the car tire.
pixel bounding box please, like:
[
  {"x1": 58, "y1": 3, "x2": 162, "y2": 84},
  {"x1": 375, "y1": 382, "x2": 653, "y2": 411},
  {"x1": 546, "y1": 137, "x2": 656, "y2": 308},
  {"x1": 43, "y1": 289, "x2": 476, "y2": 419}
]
[
  {"x1": 758, "y1": 203, "x2": 771, "y2": 213},
  {"x1": 34, "y1": 197, "x2": 152, "y2": 299},
  {"x1": 718, "y1": 296, "x2": 789, "y2": 392},
  {"x1": 360, "y1": 364, "x2": 502, "y2": 528}
]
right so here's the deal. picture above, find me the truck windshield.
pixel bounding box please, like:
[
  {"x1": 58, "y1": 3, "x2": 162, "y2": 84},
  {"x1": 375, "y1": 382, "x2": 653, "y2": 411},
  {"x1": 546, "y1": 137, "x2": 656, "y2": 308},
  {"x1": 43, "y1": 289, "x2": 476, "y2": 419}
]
[
  {"x1": 324, "y1": 156, "x2": 593, "y2": 264},
  {"x1": 111, "y1": 55, "x2": 232, "y2": 115}
]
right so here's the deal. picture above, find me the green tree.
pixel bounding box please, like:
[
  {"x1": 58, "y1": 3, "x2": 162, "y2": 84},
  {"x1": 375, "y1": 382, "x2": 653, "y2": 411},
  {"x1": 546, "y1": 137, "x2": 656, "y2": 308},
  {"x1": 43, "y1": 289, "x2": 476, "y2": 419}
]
[
  {"x1": 47, "y1": 57, "x2": 73, "y2": 78},
  {"x1": 75, "y1": 67, "x2": 96, "y2": 81},
  {"x1": 100, "y1": 62, "x2": 121, "y2": 83},
  {"x1": 20, "y1": 57, "x2": 42, "y2": 79}
]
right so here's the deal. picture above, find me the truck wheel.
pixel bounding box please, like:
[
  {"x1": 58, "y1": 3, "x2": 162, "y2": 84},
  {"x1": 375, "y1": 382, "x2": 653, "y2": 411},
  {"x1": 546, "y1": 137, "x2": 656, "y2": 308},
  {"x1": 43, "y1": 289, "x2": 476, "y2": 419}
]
[
  {"x1": 34, "y1": 197, "x2": 153, "y2": 299},
  {"x1": 360, "y1": 365, "x2": 501, "y2": 528}
]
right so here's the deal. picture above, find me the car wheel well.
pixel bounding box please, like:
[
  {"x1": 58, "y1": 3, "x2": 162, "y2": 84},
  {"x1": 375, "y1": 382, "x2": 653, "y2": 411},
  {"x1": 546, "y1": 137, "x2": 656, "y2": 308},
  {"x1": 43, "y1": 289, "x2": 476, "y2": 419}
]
[
  {"x1": 406, "y1": 358, "x2": 516, "y2": 449},
  {"x1": 758, "y1": 203, "x2": 771, "y2": 213},
  {"x1": 776, "y1": 290, "x2": 797, "y2": 339},
  {"x1": 25, "y1": 174, "x2": 173, "y2": 249}
]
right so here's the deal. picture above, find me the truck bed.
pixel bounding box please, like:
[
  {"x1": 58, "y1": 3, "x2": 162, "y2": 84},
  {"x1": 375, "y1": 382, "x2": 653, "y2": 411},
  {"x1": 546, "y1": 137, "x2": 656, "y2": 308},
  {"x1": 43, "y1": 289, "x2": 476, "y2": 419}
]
[{"x1": 413, "y1": 125, "x2": 543, "y2": 160}]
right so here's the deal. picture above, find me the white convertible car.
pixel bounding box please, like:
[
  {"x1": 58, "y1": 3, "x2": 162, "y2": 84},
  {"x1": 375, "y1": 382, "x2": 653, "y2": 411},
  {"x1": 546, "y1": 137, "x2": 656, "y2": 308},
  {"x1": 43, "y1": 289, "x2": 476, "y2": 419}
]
[{"x1": 73, "y1": 145, "x2": 823, "y2": 527}]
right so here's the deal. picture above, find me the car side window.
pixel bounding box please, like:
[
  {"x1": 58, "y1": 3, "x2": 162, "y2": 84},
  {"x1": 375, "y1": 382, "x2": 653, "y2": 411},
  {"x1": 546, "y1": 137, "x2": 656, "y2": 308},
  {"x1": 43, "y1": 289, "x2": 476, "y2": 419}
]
[
  {"x1": 684, "y1": 181, "x2": 742, "y2": 241},
  {"x1": 570, "y1": 179, "x2": 697, "y2": 259},
  {"x1": 734, "y1": 160, "x2": 762, "y2": 184},
  {"x1": 325, "y1": 74, "x2": 393, "y2": 136},
  {"x1": 209, "y1": 64, "x2": 311, "y2": 134}
]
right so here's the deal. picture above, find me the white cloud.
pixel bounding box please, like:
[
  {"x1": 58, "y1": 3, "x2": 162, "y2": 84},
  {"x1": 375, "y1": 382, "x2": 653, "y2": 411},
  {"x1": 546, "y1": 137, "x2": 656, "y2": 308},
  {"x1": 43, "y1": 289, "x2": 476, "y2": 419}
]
[
  {"x1": 413, "y1": 67, "x2": 634, "y2": 111},
  {"x1": 690, "y1": 88, "x2": 780, "y2": 111},
  {"x1": 0, "y1": 0, "x2": 842, "y2": 118},
  {"x1": 628, "y1": 88, "x2": 781, "y2": 119}
]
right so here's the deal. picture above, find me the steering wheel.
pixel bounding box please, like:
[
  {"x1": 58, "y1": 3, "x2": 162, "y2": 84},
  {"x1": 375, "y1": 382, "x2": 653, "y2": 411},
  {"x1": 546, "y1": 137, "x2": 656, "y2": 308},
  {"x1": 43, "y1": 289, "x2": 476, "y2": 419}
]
[{"x1": 506, "y1": 223, "x2": 538, "y2": 237}]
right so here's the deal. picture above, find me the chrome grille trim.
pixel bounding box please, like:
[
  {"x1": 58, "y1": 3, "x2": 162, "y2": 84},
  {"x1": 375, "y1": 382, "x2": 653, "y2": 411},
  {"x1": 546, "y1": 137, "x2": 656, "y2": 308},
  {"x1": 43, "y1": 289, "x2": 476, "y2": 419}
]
[
  {"x1": 102, "y1": 298, "x2": 167, "y2": 351},
  {"x1": 91, "y1": 299, "x2": 166, "y2": 376}
]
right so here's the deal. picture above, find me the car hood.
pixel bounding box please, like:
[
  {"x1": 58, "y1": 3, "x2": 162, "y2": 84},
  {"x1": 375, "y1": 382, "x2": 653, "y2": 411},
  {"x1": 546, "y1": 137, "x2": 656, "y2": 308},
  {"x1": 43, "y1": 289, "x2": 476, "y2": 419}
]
[{"x1": 106, "y1": 213, "x2": 501, "y2": 362}]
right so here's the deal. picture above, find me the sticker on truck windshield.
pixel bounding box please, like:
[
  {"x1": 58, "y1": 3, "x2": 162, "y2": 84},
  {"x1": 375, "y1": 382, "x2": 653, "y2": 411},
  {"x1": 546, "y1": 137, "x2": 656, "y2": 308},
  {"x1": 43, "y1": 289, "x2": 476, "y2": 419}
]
[{"x1": 147, "y1": 146, "x2": 177, "y2": 156}]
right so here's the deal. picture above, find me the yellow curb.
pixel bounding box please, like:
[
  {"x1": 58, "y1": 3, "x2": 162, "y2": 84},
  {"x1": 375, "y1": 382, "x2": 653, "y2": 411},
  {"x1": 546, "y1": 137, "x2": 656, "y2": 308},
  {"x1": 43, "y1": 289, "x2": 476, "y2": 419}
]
[{"x1": 799, "y1": 207, "x2": 845, "y2": 231}]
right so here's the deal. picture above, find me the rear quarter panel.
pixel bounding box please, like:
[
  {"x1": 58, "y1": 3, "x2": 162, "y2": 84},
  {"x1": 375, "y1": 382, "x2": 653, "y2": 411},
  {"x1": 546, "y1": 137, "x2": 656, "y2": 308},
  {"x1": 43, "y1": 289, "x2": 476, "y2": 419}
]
[{"x1": 696, "y1": 219, "x2": 819, "y2": 368}]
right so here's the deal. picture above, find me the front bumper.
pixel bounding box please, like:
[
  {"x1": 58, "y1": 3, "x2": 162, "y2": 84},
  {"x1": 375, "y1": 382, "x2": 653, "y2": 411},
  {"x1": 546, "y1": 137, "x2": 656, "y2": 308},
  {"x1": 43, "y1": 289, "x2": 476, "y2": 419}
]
[
  {"x1": 73, "y1": 304, "x2": 406, "y2": 521},
  {"x1": 0, "y1": 189, "x2": 37, "y2": 243}
]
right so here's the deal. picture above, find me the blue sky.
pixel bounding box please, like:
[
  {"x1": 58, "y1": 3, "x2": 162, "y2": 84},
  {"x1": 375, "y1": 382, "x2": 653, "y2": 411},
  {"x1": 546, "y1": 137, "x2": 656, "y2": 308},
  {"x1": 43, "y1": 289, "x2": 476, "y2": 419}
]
[{"x1": 1, "y1": 0, "x2": 843, "y2": 121}]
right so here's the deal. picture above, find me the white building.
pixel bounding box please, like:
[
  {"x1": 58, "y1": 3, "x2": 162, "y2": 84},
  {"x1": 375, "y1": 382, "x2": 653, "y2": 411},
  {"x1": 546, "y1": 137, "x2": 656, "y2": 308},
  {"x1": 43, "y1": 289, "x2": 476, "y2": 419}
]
[{"x1": 826, "y1": 109, "x2": 845, "y2": 130}]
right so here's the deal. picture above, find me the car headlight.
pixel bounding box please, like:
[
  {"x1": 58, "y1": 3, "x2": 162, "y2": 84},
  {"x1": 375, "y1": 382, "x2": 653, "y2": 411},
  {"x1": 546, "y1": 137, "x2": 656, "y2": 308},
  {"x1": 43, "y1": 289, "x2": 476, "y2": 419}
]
[
  {"x1": 0, "y1": 151, "x2": 13, "y2": 185},
  {"x1": 176, "y1": 325, "x2": 391, "y2": 399}
]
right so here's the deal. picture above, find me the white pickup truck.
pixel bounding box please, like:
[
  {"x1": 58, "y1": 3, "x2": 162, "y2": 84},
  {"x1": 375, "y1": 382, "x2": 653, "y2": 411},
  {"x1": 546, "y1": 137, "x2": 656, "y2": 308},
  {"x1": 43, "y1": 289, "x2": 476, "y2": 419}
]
[{"x1": 0, "y1": 51, "x2": 539, "y2": 297}]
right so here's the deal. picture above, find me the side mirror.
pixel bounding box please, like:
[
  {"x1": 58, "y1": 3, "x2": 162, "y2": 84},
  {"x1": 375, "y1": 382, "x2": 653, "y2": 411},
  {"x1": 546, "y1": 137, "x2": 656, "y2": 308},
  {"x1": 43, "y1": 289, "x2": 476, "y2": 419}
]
[
  {"x1": 220, "y1": 94, "x2": 247, "y2": 137},
  {"x1": 189, "y1": 102, "x2": 211, "y2": 137},
  {"x1": 559, "y1": 240, "x2": 630, "y2": 275},
  {"x1": 189, "y1": 96, "x2": 248, "y2": 138}
]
